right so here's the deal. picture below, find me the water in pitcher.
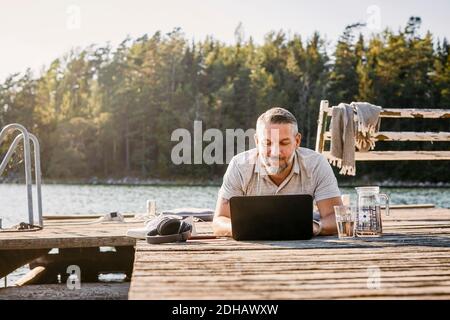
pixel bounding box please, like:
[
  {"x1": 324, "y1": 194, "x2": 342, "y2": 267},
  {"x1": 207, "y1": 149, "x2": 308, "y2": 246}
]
[
  {"x1": 355, "y1": 205, "x2": 383, "y2": 237},
  {"x1": 355, "y1": 186, "x2": 389, "y2": 237}
]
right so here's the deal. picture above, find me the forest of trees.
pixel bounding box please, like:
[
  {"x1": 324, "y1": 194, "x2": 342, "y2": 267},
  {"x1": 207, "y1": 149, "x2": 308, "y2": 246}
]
[{"x1": 1, "y1": 17, "x2": 449, "y2": 184}]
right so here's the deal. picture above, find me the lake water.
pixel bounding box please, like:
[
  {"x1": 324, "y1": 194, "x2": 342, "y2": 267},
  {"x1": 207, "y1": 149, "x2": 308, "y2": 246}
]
[
  {"x1": 1, "y1": 184, "x2": 449, "y2": 226},
  {"x1": 1, "y1": 183, "x2": 449, "y2": 287}
]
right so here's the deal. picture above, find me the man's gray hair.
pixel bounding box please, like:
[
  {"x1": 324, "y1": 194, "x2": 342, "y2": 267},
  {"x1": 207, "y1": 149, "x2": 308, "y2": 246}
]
[{"x1": 256, "y1": 107, "x2": 299, "y2": 136}]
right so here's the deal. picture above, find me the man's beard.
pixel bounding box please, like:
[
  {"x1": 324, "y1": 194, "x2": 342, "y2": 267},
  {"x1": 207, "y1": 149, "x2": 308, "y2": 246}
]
[{"x1": 260, "y1": 151, "x2": 295, "y2": 175}]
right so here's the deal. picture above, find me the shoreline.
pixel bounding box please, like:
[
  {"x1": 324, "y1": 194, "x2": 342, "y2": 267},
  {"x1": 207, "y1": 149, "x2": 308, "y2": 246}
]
[{"x1": 1, "y1": 176, "x2": 449, "y2": 188}]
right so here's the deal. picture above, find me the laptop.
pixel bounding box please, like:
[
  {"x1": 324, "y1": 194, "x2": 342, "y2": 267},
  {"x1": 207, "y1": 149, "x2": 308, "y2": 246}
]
[{"x1": 230, "y1": 194, "x2": 313, "y2": 241}]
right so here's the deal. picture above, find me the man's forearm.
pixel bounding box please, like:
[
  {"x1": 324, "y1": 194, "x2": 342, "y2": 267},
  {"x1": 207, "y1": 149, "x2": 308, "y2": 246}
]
[{"x1": 212, "y1": 216, "x2": 232, "y2": 237}]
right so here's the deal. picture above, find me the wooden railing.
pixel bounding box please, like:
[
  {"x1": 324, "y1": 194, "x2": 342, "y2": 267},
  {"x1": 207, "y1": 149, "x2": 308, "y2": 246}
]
[{"x1": 315, "y1": 100, "x2": 450, "y2": 161}]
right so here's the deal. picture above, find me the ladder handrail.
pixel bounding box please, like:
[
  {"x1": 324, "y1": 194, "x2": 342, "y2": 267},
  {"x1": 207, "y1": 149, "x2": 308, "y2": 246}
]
[
  {"x1": 30, "y1": 133, "x2": 43, "y2": 227},
  {"x1": 0, "y1": 124, "x2": 42, "y2": 227}
]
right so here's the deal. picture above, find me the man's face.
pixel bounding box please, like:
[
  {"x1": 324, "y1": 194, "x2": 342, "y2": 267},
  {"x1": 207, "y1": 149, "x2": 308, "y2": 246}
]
[{"x1": 255, "y1": 123, "x2": 301, "y2": 175}]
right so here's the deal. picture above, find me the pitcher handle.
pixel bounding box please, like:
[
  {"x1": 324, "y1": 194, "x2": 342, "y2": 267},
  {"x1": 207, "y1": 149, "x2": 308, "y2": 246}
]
[{"x1": 380, "y1": 193, "x2": 390, "y2": 216}]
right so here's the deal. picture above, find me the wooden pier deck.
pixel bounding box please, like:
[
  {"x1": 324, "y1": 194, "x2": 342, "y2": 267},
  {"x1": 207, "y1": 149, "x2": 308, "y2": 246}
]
[
  {"x1": 0, "y1": 216, "x2": 140, "y2": 251},
  {"x1": 0, "y1": 216, "x2": 142, "y2": 283},
  {"x1": 128, "y1": 207, "x2": 450, "y2": 300},
  {"x1": 1, "y1": 207, "x2": 449, "y2": 299}
]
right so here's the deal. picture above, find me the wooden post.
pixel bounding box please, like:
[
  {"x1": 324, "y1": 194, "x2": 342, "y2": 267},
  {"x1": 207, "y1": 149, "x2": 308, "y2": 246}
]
[{"x1": 315, "y1": 100, "x2": 329, "y2": 153}]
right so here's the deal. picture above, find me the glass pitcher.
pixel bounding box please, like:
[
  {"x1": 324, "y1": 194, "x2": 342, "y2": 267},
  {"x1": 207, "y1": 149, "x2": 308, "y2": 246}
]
[{"x1": 355, "y1": 186, "x2": 390, "y2": 237}]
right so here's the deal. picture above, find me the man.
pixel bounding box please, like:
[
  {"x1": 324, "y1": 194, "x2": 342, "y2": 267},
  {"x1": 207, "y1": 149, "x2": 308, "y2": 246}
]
[{"x1": 213, "y1": 107, "x2": 342, "y2": 237}]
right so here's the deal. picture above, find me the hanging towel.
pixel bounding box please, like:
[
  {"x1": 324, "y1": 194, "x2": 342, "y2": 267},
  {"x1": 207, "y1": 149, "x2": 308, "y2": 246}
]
[
  {"x1": 329, "y1": 102, "x2": 382, "y2": 175},
  {"x1": 329, "y1": 103, "x2": 356, "y2": 176},
  {"x1": 351, "y1": 102, "x2": 382, "y2": 152}
]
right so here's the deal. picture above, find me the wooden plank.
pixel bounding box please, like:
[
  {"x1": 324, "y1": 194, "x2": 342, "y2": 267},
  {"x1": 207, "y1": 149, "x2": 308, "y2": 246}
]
[
  {"x1": 15, "y1": 266, "x2": 46, "y2": 286},
  {"x1": 321, "y1": 151, "x2": 450, "y2": 161},
  {"x1": 130, "y1": 275, "x2": 450, "y2": 288},
  {"x1": 388, "y1": 204, "x2": 435, "y2": 209},
  {"x1": 379, "y1": 109, "x2": 450, "y2": 119},
  {"x1": 134, "y1": 248, "x2": 450, "y2": 263},
  {"x1": 135, "y1": 239, "x2": 450, "y2": 253},
  {"x1": 129, "y1": 285, "x2": 450, "y2": 300},
  {"x1": 325, "y1": 108, "x2": 450, "y2": 119},
  {"x1": 323, "y1": 131, "x2": 450, "y2": 142},
  {"x1": 382, "y1": 208, "x2": 450, "y2": 220},
  {"x1": 0, "y1": 234, "x2": 136, "y2": 251},
  {"x1": 44, "y1": 213, "x2": 137, "y2": 220}
]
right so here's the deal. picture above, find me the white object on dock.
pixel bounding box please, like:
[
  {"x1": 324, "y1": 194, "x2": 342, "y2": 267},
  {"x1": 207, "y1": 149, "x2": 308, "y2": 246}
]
[{"x1": 146, "y1": 200, "x2": 156, "y2": 216}]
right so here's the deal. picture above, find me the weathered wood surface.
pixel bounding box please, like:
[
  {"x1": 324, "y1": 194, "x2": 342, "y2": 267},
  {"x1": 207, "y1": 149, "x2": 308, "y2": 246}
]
[
  {"x1": 378, "y1": 109, "x2": 450, "y2": 119},
  {"x1": 0, "y1": 283, "x2": 129, "y2": 300},
  {"x1": 323, "y1": 106, "x2": 450, "y2": 119},
  {"x1": 387, "y1": 204, "x2": 434, "y2": 209},
  {"x1": 129, "y1": 208, "x2": 450, "y2": 300},
  {"x1": 323, "y1": 131, "x2": 450, "y2": 142},
  {"x1": 15, "y1": 266, "x2": 46, "y2": 286},
  {"x1": 321, "y1": 151, "x2": 450, "y2": 161},
  {"x1": 0, "y1": 217, "x2": 142, "y2": 279},
  {"x1": 0, "y1": 216, "x2": 142, "y2": 250},
  {"x1": 43, "y1": 213, "x2": 137, "y2": 220},
  {"x1": 315, "y1": 100, "x2": 330, "y2": 153},
  {"x1": 316, "y1": 100, "x2": 450, "y2": 160}
]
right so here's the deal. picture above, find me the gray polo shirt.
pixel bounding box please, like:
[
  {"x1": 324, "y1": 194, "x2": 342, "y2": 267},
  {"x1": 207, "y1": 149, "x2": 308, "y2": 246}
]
[{"x1": 219, "y1": 147, "x2": 341, "y2": 202}]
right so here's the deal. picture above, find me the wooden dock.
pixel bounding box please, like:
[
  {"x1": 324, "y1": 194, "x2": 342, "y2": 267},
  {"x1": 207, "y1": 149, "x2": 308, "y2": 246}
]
[
  {"x1": 1, "y1": 207, "x2": 449, "y2": 299},
  {"x1": 0, "y1": 216, "x2": 142, "y2": 284},
  {"x1": 0, "y1": 216, "x2": 139, "y2": 251},
  {"x1": 129, "y1": 207, "x2": 450, "y2": 300}
]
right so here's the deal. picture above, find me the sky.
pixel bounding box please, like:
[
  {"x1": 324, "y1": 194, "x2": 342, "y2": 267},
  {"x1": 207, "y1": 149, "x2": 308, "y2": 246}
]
[{"x1": 1, "y1": 0, "x2": 449, "y2": 82}]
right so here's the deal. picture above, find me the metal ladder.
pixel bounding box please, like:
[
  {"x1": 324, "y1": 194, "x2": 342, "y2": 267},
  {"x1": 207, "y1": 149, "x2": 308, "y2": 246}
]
[{"x1": 0, "y1": 123, "x2": 43, "y2": 227}]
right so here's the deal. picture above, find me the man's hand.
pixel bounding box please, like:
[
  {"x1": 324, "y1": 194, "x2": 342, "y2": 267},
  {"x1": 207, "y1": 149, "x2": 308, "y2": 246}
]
[
  {"x1": 212, "y1": 196, "x2": 233, "y2": 237},
  {"x1": 313, "y1": 220, "x2": 322, "y2": 236}
]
